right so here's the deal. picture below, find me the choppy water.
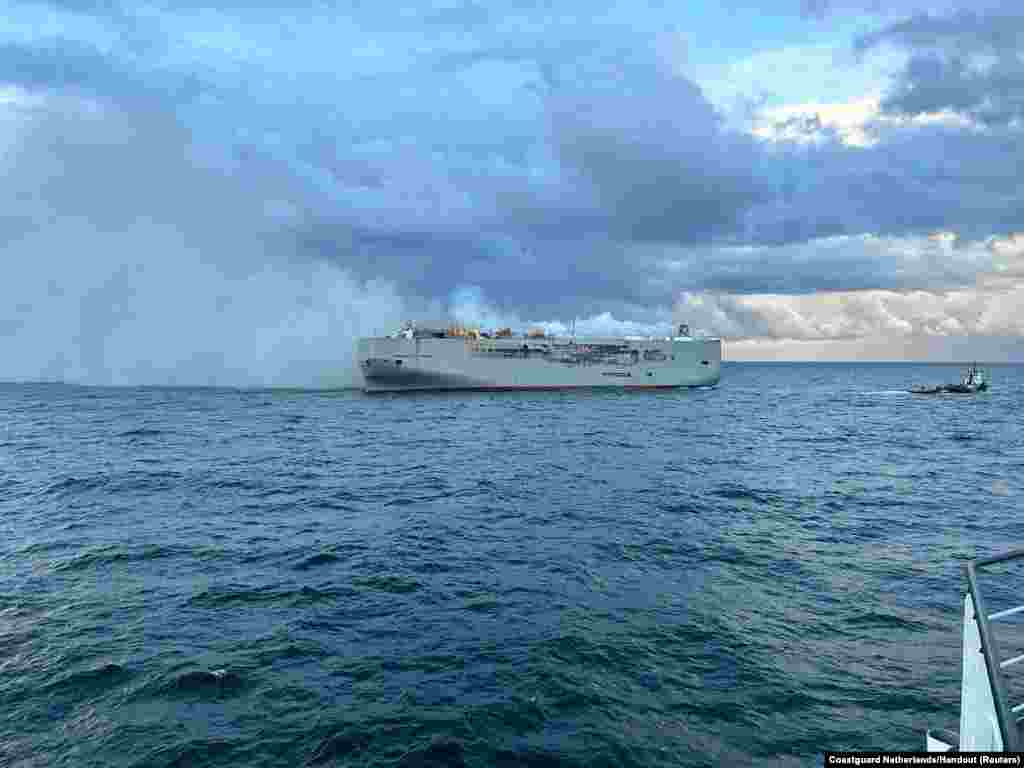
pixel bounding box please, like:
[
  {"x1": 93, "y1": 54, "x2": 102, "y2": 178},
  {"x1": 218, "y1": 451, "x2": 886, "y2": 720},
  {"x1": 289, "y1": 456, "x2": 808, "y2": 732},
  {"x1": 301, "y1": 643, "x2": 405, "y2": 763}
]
[{"x1": 2, "y1": 362, "x2": 1023, "y2": 767}]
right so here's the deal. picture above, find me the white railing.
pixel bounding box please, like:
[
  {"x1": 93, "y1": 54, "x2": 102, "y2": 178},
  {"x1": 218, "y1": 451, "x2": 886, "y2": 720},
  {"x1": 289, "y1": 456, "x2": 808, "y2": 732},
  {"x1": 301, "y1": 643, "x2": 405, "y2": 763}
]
[{"x1": 964, "y1": 549, "x2": 1024, "y2": 751}]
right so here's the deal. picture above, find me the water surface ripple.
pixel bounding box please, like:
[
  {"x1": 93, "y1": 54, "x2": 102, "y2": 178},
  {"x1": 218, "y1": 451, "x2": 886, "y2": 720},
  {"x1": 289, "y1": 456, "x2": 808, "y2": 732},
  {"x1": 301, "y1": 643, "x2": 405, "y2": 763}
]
[{"x1": 2, "y1": 362, "x2": 1023, "y2": 766}]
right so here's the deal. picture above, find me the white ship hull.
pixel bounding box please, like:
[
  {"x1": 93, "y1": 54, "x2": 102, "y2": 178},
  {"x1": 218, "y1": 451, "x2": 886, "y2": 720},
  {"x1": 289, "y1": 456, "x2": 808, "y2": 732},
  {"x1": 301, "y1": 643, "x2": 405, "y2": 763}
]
[{"x1": 356, "y1": 335, "x2": 721, "y2": 392}]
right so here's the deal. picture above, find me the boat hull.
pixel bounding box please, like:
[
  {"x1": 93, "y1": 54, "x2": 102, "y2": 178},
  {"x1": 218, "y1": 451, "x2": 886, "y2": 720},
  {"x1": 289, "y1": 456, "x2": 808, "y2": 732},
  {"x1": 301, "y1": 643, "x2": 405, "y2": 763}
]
[
  {"x1": 357, "y1": 336, "x2": 721, "y2": 393},
  {"x1": 909, "y1": 383, "x2": 989, "y2": 395}
]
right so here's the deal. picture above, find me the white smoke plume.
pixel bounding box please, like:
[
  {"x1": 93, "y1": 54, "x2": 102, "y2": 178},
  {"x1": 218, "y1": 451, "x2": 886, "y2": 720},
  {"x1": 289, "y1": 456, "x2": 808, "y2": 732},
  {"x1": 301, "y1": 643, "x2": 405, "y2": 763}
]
[
  {"x1": 448, "y1": 285, "x2": 678, "y2": 338},
  {"x1": 0, "y1": 90, "x2": 405, "y2": 387}
]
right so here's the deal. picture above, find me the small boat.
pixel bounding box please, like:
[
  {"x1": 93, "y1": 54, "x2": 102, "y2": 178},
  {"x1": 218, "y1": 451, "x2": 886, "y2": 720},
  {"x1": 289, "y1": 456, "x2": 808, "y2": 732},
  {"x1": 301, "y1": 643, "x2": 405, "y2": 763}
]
[
  {"x1": 945, "y1": 363, "x2": 989, "y2": 393},
  {"x1": 926, "y1": 549, "x2": 1024, "y2": 752},
  {"x1": 908, "y1": 363, "x2": 989, "y2": 395}
]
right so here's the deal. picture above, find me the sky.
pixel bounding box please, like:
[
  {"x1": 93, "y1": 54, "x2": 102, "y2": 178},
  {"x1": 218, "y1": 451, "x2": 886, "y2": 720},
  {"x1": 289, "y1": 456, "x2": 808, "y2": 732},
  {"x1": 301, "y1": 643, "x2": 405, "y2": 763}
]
[{"x1": 2, "y1": 0, "x2": 1024, "y2": 384}]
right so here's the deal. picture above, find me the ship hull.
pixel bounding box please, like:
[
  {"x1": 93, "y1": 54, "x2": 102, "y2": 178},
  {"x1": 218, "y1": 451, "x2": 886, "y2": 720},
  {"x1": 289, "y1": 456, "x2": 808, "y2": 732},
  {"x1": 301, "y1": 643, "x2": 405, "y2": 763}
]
[{"x1": 357, "y1": 336, "x2": 721, "y2": 393}]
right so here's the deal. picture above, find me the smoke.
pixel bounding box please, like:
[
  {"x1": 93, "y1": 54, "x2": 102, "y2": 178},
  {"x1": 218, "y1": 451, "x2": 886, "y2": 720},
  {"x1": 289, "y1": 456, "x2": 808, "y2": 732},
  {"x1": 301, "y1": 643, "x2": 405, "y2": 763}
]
[
  {"x1": 4, "y1": 253, "x2": 405, "y2": 387},
  {"x1": 0, "y1": 89, "x2": 405, "y2": 387},
  {"x1": 447, "y1": 284, "x2": 678, "y2": 337}
]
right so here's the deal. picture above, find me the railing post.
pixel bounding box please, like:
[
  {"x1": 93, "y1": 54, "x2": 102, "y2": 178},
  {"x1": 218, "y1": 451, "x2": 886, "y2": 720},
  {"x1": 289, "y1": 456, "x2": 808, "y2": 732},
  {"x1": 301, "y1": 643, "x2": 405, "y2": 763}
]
[{"x1": 966, "y1": 559, "x2": 1019, "y2": 751}]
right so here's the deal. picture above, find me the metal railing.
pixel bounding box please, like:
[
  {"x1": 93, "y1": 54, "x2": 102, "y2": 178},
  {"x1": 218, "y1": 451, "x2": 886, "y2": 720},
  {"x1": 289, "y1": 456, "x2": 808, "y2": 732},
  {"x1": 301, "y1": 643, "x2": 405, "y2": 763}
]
[{"x1": 965, "y1": 548, "x2": 1024, "y2": 752}]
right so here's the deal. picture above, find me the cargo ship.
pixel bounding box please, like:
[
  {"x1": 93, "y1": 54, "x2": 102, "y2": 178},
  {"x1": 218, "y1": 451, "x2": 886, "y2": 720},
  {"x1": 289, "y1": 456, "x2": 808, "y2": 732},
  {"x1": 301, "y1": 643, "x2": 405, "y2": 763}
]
[{"x1": 357, "y1": 322, "x2": 721, "y2": 393}]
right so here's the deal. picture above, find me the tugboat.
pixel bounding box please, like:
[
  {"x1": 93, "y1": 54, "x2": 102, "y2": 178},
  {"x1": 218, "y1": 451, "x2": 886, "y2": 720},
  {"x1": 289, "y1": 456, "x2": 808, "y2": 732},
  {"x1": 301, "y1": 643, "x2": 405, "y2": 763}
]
[
  {"x1": 926, "y1": 549, "x2": 1024, "y2": 752},
  {"x1": 944, "y1": 363, "x2": 988, "y2": 393},
  {"x1": 909, "y1": 363, "x2": 989, "y2": 395}
]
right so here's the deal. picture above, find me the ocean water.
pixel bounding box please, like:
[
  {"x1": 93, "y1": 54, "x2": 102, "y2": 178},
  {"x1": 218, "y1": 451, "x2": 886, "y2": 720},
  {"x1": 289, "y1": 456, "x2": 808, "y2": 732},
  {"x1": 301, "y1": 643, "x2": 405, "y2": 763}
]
[{"x1": 2, "y1": 362, "x2": 1023, "y2": 767}]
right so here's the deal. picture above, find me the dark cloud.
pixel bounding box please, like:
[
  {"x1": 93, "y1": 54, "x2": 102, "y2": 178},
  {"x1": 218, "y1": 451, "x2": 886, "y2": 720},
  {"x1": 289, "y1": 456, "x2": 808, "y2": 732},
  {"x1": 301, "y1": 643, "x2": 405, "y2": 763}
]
[
  {"x1": 859, "y1": 8, "x2": 1024, "y2": 126},
  {"x1": 799, "y1": 0, "x2": 1002, "y2": 18},
  {"x1": 12, "y1": 0, "x2": 126, "y2": 14},
  {"x1": 2, "y1": 0, "x2": 1023, "y2": 378},
  {"x1": 2, "y1": 40, "x2": 124, "y2": 94},
  {"x1": 548, "y1": 61, "x2": 770, "y2": 245},
  {"x1": 800, "y1": 0, "x2": 884, "y2": 18},
  {"x1": 0, "y1": 39, "x2": 206, "y2": 112},
  {"x1": 734, "y1": 81, "x2": 1024, "y2": 247}
]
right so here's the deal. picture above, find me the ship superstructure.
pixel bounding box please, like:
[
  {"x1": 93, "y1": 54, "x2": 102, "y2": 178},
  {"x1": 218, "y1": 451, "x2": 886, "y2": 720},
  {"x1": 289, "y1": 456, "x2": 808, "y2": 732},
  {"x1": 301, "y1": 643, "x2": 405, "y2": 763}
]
[{"x1": 357, "y1": 323, "x2": 721, "y2": 393}]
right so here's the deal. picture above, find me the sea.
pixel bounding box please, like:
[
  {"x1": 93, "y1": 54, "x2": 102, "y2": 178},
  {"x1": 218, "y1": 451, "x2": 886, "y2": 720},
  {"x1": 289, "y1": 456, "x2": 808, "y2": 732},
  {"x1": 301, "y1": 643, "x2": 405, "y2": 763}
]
[{"x1": 2, "y1": 362, "x2": 1023, "y2": 767}]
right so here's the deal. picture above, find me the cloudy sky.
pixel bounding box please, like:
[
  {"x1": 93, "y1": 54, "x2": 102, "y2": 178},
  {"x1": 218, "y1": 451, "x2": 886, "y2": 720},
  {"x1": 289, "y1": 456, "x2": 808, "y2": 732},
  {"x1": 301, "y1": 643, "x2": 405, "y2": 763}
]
[{"x1": 2, "y1": 0, "x2": 1024, "y2": 384}]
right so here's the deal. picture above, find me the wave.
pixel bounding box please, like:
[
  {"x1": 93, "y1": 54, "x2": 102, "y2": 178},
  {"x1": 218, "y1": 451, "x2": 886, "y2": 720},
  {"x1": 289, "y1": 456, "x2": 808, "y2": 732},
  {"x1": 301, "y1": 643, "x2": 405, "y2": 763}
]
[
  {"x1": 711, "y1": 483, "x2": 784, "y2": 507},
  {"x1": 308, "y1": 729, "x2": 373, "y2": 765},
  {"x1": 293, "y1": 552, "x2": 342, "y2": 570},
  {"x1": 45, "y1": 470, "x2": 185, "y2": 496},
  {"x1": 165, "y1": 668, "x2": 245, "y2": 695},
  {"x1": 45, "y1": 475, "x2": 109, "y2": 495},
  {"x1": 841, "y1": 610, "x2": 930, "y2": 632},
  {"x1": 53, "y1": 544, "x2": 185, "y2": 572},
  {"x1": 135, "y1": 737, "x2": 238, "y2": 766},
  {"x1": 45, "y1": 662, "x2": 129, "y2": 695},
  {"x1": 351, "y1": 575, "x2": 421, "y2": 594},
  {"x1": 186, "y1": 584, "x2": 346, "y2": 608},
  {"x1": 117, "y1": 427, "x2": 166, "y2": 438}
]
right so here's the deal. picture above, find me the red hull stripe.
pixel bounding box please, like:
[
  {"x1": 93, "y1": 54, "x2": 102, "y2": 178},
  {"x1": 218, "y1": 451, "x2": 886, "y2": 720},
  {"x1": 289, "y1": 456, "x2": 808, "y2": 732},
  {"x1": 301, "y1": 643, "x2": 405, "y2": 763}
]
[{"x1": 365, "y1": 384, "x2": 696, "y2": 393}]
